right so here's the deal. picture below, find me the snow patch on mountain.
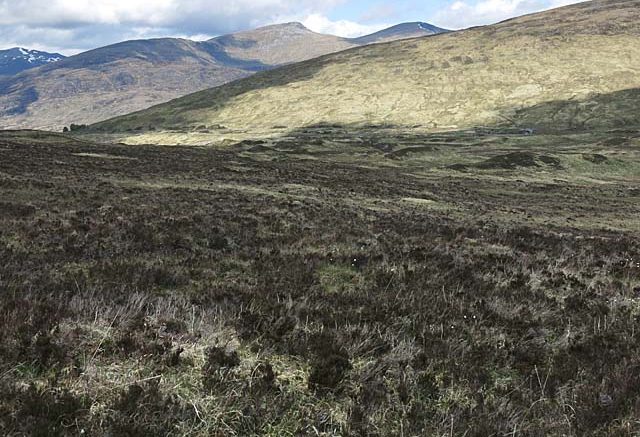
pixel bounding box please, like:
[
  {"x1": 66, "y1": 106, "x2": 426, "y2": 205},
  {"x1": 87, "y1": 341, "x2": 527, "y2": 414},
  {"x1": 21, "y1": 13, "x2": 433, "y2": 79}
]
[{"x1": 0, "y1": 47, "x2": 65, "y2": 75}]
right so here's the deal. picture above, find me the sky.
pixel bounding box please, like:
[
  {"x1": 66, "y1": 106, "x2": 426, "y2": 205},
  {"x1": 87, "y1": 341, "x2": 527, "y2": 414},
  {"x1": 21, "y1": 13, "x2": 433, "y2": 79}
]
[{"x1": 0, "y1": 0, "x2": 584, "y2": 55}]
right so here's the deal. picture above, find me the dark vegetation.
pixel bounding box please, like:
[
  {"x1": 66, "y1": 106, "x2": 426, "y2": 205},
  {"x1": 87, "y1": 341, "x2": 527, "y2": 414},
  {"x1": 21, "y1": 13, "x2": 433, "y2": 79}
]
[
  {"x1": 0, "y1": 128, "x2": 639, "y2": 435},
  {"x1": 449, "y1": 151, "x2": 563, "y2": 171},
  {"x1": 63, "y1": 124, "x2": 87, "y2": 133}
]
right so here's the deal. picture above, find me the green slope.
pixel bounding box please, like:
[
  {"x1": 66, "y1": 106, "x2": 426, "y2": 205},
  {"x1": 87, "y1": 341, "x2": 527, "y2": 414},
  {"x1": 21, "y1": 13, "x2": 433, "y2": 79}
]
[{"x1": 89, "y1": 0, "x2": 640, "y2": 145}]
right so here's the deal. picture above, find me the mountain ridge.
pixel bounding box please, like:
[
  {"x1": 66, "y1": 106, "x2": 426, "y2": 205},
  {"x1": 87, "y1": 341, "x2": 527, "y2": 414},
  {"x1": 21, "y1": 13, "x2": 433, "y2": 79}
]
[
  {"x1": 351, "y1": 22, "x2": 449, "y2": 44},
  {"x1": 0, "y1": 21, "x2": 447, "y2": 130},
  {"x1": 0, "y1": 48, "x2": 65, "y2": 76},
  {"x1": 87, "y1": 0, "x2": 640, "y2": 145}
]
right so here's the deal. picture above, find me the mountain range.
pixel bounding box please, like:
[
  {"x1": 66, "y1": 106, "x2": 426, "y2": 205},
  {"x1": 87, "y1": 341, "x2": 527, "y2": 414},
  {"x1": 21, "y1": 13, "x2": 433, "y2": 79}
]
[
  {"x1": 0, "y1": 48, "x2": 65, "y2": 76},
  {"x1": 0, "y1": 22, "x2": 447, "y2": 130},
  {"x1": 89, "y1": 0, "x2": 640, "y2": 145}
]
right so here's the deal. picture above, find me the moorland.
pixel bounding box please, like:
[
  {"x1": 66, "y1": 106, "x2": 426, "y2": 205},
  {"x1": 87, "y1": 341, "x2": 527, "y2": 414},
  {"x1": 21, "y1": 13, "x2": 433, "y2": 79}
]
[
  {"x1": 2, "y1": 0, "x2": 640, "y2": 435},
  {"x1": 1, "y1": 125, "x2": 639, "y2": 435}
]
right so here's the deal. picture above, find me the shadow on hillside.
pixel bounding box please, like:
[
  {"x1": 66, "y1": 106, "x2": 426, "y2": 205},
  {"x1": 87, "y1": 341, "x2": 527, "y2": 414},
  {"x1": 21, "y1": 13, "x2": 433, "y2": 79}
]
[
  {"x1": 231, "y1": 123, "x2": 562, "y2": 173},
  {"x1": 244, "y1": 86, "x2": 640, "y2": 148},
  {"x1": 507, "y1": 87, "x2": 640, "y2": 132},
  {"x1": 90, "y1": 84, "x2": 640, "y2": 137},
  {"x1": 224, "y1": 87, "x2": 640, "y2": 172}
]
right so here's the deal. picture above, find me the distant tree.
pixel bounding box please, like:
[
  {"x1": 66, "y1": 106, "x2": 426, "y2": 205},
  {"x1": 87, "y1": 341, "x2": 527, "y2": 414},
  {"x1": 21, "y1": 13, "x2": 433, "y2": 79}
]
[
  {"x1": 62, "y1": 127, "x2": 69, "y2": 133},
  {"x1": 69, "y1": 124, "x2": 87, "y2": 132}
]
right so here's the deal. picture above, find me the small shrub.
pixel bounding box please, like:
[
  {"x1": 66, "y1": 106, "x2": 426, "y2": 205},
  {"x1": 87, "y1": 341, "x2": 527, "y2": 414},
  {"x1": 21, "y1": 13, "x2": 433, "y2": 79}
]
[
  {"x1": 0, "y1": 382, "x2": 88, "y2": 437},
  {"x1": 108, "y1": 380, "x2": 196, "y2": 436},
  {"x1": 255, "y1": 361, "x2": 276, "y2": 388},
  {"x1": 307, "y1": 333, "x2": 352, "y2": 392},
  {"x1": 202, "y1": 346, "x2": 241, "y2": 390},
  {"x1": 69, "y1": 124, "x2": 87, "y2": 132}
]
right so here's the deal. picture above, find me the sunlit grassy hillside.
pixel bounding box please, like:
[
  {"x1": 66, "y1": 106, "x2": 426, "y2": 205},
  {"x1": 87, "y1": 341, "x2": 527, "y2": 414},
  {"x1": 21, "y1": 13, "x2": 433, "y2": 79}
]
[{"x1": 90, "y1": 0, "x2": 640, "y2": 145}]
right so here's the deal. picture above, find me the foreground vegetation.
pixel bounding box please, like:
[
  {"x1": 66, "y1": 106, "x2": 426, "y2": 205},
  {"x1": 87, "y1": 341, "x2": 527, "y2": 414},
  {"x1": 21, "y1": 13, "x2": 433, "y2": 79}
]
[{"x1": 1, "y1": 126, "x2": 639, "y2": 435}]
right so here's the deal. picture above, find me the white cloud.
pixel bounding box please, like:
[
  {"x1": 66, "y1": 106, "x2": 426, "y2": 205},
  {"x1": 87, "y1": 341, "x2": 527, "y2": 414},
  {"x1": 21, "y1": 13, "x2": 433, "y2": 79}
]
[
  {"x1": 301, "y1": 13, "x2": 388, "y2": 38},
  {"x1": 0, "y1": 0, "x2": 347, "y2": 53},
  {"x1": 0, "y1": 0, "x2": 346, "y2": 27},
  {"x1": 0, "y1": 0, "x2": 590, "y2": 55},
  {"x1": 434, "y1": 0, "x2": 586, "y2": 29},
  {"x1": 359, "y1": 4, "x2": 397, "y2": 23}
]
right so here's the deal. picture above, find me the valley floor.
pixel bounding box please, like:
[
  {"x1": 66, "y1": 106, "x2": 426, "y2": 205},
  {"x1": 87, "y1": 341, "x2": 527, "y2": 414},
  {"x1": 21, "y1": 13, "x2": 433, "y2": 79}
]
[{"x1": 1, "y1": 126, "x2": 639, "y2": 435}]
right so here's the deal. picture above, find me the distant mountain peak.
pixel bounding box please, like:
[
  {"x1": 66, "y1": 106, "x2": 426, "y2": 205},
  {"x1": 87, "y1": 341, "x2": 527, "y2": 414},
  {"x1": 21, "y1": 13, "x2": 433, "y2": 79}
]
[
  {"x1": 279, "y1": 22, "x2": 309, "y2": 29},
  {"x1": 418, "y1": 22, "x2": 447, "y2": 32},
  {"x1": 245, "y1": 21, "x2": 314, "y2": 35},
  {"x1": 350, "y1": 21, "x2": 449, "y2": 45},
  {"x1": 4, "y1": 47, "x2": 64, "y2": 63},
  {"x1": 0, "y1": 47, "x2": 65, "y2": 76},
  {"x1": 0, "y1": 19, "x2": 447, "y2": 128}
]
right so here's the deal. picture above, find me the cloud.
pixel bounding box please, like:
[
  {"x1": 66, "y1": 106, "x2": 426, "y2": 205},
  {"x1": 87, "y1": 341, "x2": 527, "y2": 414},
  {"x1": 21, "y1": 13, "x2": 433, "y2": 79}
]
[
  {"x1": 0, "y1": 0, "x2": 347, "y2": 53},
  {"x1": 0, "y1": 0, "x2": 589, "y2": 55},
  {"x1": 359, "y1": 4, "x2": 398, "y2": 22},
  {"x1": 301, "y1": 14, "x2": 388, "y2": 38},
  {"x1": 434, "y1": 0, "x2": 585, "y2": 29},
  {"x1": 0, "y1": 0, "x2": 343, "y2": 27}
]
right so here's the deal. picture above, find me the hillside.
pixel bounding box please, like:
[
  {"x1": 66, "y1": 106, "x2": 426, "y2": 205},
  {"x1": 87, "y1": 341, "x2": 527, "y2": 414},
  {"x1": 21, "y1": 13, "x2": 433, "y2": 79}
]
[
  {"x1": 90, "y1": 0, "x2": 640, "y2": 145},
  {"x1": 0, "y1": 22, "x2": 446, "y2": 130},
  {"x1": 209, "y1": 22, "x2": 354, "y2": 66},
  {"x1": 351, "y1": 22, "x2": 448, "y2": 44},
  {"x1": 214, "y1": 22, "x2": 447, "y2": 65},
  {"x1": 0, "y1": 38, "x2": 263, "y2": 130},
  {"x1": 0, "y1": 48, "x2": 65, "y2": 76}
]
